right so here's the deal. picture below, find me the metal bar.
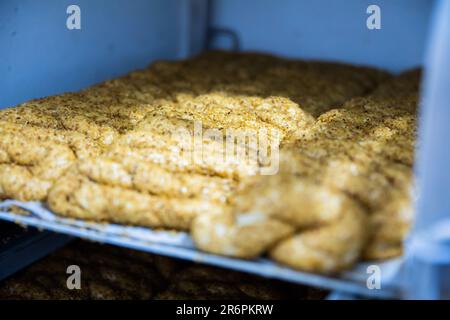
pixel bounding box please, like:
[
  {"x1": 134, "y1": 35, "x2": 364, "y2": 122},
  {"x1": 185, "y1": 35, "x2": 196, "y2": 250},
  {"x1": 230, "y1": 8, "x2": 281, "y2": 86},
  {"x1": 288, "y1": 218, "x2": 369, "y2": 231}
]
[
  {"x1": 405, "y1": 0, "x2": 450, "y2": 299},
  {"x1": 177, "y1": 0, "x2": 209, "y2": 58}
]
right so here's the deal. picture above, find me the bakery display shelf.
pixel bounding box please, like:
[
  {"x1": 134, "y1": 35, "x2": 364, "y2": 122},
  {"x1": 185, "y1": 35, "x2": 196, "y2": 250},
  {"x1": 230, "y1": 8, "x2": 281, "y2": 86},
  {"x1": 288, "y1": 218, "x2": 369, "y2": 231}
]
[
  {"x1": 0, "y1": 199, "x2": 401, "y2": 298},
  {"x1": 0, "y1": 217, "x2": 71, "y2": 281}
]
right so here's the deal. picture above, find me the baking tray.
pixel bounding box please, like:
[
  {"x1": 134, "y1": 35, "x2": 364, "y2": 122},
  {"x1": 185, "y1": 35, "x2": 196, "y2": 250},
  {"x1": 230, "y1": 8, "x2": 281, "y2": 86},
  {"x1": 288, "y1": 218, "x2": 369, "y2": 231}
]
[{"x1": 0, "y1": 199, "x2": 402, "y2": 298}]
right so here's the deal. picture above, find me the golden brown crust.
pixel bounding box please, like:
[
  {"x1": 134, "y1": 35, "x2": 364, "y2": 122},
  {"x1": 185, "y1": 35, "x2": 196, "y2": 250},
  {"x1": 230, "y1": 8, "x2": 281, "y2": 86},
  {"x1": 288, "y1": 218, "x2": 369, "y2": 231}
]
[
  {"x1": 192, "y1": 69, "x2": 418, "y2": 271},
  {"x1": 41, "y1": 52, "x2": 389, "y2": 230},
  {"x1": 0, "y1": 125, "x2": 74, "y2": 201},
  {"x1": 192, "y1": 175, "x2": 368, "y2": 273},
  {"x1": 1, "y1": 51, "x2": 413, "y2": 273},
  {"x1": 48, "y1": 166, "x2": 228, "y2": 230}
]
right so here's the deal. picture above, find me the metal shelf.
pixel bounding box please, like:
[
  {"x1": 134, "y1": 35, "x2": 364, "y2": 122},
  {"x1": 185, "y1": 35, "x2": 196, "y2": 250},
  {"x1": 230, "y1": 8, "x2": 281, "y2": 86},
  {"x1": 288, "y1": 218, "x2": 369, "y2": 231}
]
[{"x1": 0, "y1": 200, "x2": 402, "y2": 298}]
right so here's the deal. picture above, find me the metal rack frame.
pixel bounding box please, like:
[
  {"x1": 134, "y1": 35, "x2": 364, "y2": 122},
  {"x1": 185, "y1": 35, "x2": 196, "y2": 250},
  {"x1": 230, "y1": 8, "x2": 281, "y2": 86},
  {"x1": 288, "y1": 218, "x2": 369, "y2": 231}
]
[
  {"x1": 402, "y1": 0, "x2": 450, "y2": 299},
  {"x1": 0, "y1": 200, "x2": 400, "y2": 299}
]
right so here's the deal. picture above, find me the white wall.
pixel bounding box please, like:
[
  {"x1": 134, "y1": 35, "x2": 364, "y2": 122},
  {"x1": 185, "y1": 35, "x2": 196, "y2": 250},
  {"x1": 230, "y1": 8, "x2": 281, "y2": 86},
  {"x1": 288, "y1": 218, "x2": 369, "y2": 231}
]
[
  {"x1": 210, "y1": 0, "x2": 433, "y2": 72},
  {"x1": 0, "y1": 0, "x2": 184, "y2": 108}
]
